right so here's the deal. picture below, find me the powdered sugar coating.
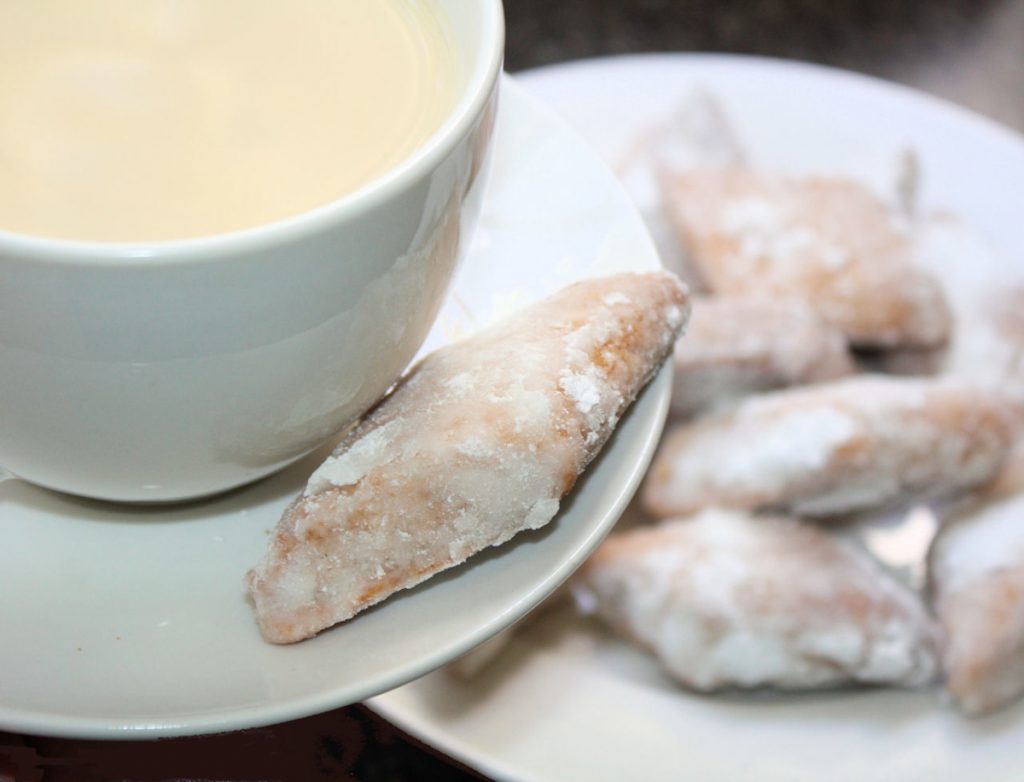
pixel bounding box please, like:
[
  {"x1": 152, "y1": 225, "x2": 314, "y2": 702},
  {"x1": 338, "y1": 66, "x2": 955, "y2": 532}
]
[
  {"x1": 247, "y1": 272, "x2": 689, "y2": 643},
  {"x1": 911, "y1": 215, "x2": 1024, "y2": 398},
  {"x1": 661, "y1": 169, "x2": 951, "y2": 348},
  {"x1": 671, "y1": 295, "x2": 855, "y2": 417},
  {"x1": 644, "y1": 376, "x2": 1020, "y2": 518},
  {"x1": 614, "y1": 90, "x2": 746, "y2": 286},
  {"x1": 935, "y1": 494, "x2": 1024, "y2": 590},
  {"x1": 929, "y1": 445, "x2": 1024, "y2": 714},
  {"x1": 574, "y1": 509, "x2": 940, "y2": 690}
]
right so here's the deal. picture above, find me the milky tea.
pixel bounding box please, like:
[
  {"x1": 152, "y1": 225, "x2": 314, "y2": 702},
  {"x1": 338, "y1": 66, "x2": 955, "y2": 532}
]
[{"x1": 0, "y1": 0, "x2": 459, "y2": 242}]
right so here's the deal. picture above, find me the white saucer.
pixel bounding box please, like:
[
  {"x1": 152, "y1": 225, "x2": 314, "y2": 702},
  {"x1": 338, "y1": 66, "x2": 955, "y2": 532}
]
[
  {"x1": 0, "y1": 75, "x2": 667, "y2": 739},
  {"x1": 369, "y1": 55, "x2": 1024, "y2": 782}
]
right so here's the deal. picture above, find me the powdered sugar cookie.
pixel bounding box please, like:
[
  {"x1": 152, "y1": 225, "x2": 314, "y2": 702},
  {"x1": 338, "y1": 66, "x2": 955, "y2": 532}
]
[
  {"x1": 248, "y1": 272, "x2": 689, "y2": 643},
  {"x1": 671, "y1": 295, "x2": 854, "y2": 417},
  {"x1": 574, "y1": 508, "x2": 940, "y2": 690},
  {"x1": 661, "y1": 170, "x2": 951, "y2": 348},
  {"x1": 644, "y1": 376, "x2": 1019, "y2": 518},
  {"x1": 930, "y1": 444, "x2": 1024, "y2": 715}
]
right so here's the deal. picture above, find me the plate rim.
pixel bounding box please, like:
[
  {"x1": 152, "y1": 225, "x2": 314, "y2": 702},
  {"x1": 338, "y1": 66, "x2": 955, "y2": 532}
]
[{"x1": 519, "y1": 51, "x2": 1024, "y2": 152}]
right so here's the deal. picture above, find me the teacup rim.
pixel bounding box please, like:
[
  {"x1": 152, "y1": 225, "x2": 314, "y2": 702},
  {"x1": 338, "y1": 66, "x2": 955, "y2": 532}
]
[{"x1": 0, "y1": 0, "x2": 505, "y2": 267}]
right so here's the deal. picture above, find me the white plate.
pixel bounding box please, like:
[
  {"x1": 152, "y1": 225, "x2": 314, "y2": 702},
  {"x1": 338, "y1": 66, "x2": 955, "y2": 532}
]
[
  {"x1": 368, "y1": 55, "x2": 1024, "y2": 782},
  {"x1": 0, "y1": 75, "x2": 668, "y2": 739}
]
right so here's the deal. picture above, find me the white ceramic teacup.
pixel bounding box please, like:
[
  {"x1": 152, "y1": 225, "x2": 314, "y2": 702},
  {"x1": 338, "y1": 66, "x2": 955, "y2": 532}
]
[{"x1": 0, "y1": 1, "x2": 504, "y2": 502}]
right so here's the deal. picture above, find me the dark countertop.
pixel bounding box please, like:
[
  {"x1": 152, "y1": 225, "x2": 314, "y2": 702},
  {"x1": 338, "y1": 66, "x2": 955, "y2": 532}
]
[
  {"x1": 3, "y1": 3, "x2": 1021, "y2": 781},
  {"x1": 1, "y1": 707, "x2": 484, "y2": 782},
  {"x1": 504, "y1": 0, "x2": 1024, "y2": 131}
]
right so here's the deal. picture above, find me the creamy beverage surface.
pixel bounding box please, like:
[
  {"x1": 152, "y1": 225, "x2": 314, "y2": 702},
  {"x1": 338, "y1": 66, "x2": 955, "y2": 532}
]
[{"x1": 0, "y1": 1, "x2": 459, "y2": 242}]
